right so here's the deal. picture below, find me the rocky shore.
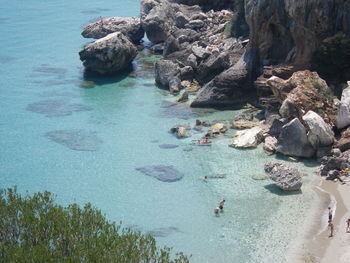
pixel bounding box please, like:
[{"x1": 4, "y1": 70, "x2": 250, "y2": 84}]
[{"x1": 78, "y1": 0, "x2": 350, "y2": 260}]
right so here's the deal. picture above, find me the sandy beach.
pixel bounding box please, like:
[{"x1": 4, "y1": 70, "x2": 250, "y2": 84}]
[{"x1": 292, "y1": 178, "x2": 350, "y2": 263}]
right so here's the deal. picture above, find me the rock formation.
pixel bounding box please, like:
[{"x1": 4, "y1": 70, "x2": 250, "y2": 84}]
[
  {"x1": 276, "y1": 118, "x2": 315, "y2": 158},
  {"x1": 79, "y1": 32, "x2": 137, "y2": 75},
  {"x1": 245, "y1": 0, "x2": 350, "y2": 67},
  {"x1": 82, "y1": 17, "x2": 144, "y2": 44},
  {"x1": 230, "y1": 126, "x2": 263, "y2": 148},
  {"x1": 264, "y1": 162, "x2": 303, "y2": 191}
]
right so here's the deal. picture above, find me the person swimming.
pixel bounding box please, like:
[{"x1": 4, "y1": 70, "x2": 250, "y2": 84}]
[
  {"x1": 219, "y1": 199, "x2": 225, "y2": 211},
  {"x1": 214, "y1": 207, "x2": 220, "y2": 216}
]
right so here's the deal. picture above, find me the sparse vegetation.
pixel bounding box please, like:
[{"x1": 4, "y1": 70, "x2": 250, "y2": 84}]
[
  {"x1": 0, "y1": 188, "x2": 189, "y2": 263},
  {"x1": 311, "y1": 32, "x2": 350, "y2": 82}
]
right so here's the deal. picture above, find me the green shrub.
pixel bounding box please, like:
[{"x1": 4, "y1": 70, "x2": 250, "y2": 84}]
[
  {"x1": 0, "y1": 188, "x2": 189, "y2": 263},
  {"x1": 311, "y1": 32, "x2": 350, "y2": 81}
]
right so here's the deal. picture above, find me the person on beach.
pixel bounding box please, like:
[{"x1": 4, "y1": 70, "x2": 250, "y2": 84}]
[
  {"x1": 219, "y1": 199, "x2": 225, "y2": 211},
  {"x1": 328, "y1": 220, "x2": 334, "y2": 237},
  {"x1": 328, "y1": 207, "x2": 333, "y2": 221},
  {"x1": 346, "y1": 218, "x2": 350, "y2": 233}
]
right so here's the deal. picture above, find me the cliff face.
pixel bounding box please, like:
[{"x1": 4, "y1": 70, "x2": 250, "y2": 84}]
[{"x1": 245, "y1": 0, "x2": 350, "y2": 67}]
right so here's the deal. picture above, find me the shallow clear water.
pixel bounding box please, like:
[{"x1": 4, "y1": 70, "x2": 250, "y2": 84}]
[{"x1": 0, "y1": 1, "x2": 321, "y2": 262}]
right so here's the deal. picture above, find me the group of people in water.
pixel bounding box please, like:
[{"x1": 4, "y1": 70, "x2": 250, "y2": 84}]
[
  {"x1": 214, "y1": 199, "x2": 225, "y2": 216},
  {"x1": 327, "y1": 206, "x2": 350, "y2": 237}
]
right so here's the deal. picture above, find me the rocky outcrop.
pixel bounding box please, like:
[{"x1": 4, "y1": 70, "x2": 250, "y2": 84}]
[
  {"x1": 245, "y1": 0, "x2": 350, "y2": 67},
  {"x1": 191, "y1": 55, "x2": 251, "y2": 107},
  {"x1": 264, "y1": 162, "x2": 302, "y2": 191},
  {"x1": 79, "y1": 32, "x2": 137, "y2": 75},
  {"x1": 276, "y1": 118, "x2": 315, "y2": 158},
  {"x1": 302, "y1": 110, "x2": 334, "y2": 148},
  {"x1": 141, "y1": 0, "x2": 202, "y2": 43},
  {"x1": 230, "y1": 126, "x2": 263, "y2": 148},
  {"x1": 81, "y1": 17, "x2": 144, "y2": 44},
  {"x1": 336, "y1": 81, "x2": 350, "y2": 129},
  {"x1": 267, "y1": 71, "x2": 336, "y2": 124}
]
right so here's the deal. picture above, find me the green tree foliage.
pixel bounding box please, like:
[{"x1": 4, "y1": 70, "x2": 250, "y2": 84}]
[
  {"x1": 311, "y1": 32, "x2": 350, "y2": 81},
  {"x1": 0, "y1": 188, "x2": 189, "y2": 263}
]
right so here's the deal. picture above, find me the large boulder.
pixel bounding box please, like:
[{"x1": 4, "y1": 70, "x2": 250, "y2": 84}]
[
  {"x1": 336, "y1": 82, "x2": 350, "y2": 129},
  {"x1": 302, "y1": 110, "x2": 334, "y2": 148},
  {"x1": 264, "y1": 162, "x2": 303, "y2": 191},
  {"x1": 230, "y1": 126, "x2": 263, "y2": 148},
  {"x1": 81, "y1": 17, "x2": 144, "y2": 44},
  {"x1": 155, "y1": 60, "x2": 181, "y2": 93},
  {"x1": 245, "y1": 0, "x2": 350, "y2": 67},
  {"x1": 79, "y1": 32, "x2": 137, "y2": 75},
  {"x1": 191, "y1": 52, "x2": 251, "y2": 107},
  {"x1": 267, "y1": 71, "x2": 336, "y2": 124},
  {"x1": 276, "y1": 118, "x2": 315, "y2": 158}
]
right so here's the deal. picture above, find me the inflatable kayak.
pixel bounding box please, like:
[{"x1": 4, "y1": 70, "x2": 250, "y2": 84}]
[{"x1": 191, "y1": 140, "x2": 212, "y2": 146}]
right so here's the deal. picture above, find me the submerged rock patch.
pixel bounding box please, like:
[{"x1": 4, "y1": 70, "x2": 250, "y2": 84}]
[
  {"x1": 136, "y1": 165, "x2": 184, "y2": 182},
  {"x1": 146, "y1": 226, "x2": 180, "y2": 238},
  {"x1": 45, "y1": 129, "x2": 103, "y2": 151},
  {"x1": 158, "y1": 144, "x2": 179, "y2": 149},
  {"x1": 26, "y1": 100, "x2": 93, "y2": 117},
  {"x1": 33, "y1": 65, "x2": 67, "y2": 75}
]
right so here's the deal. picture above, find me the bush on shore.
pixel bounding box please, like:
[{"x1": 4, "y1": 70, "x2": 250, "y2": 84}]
[
  {"x1": 0, "y1": 188, "x2": 189, "y2": 263},
  {"x1": 311, "y1": 32, "x2": 350, "y2": 82}
]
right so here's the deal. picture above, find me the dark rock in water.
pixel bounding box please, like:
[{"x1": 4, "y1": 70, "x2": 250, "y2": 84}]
[
  {"x1": 80, "y1": 9, "x2": 101, "y2": 15},
  {"x1": 45, "y1": 129, "x2": 103, "y2": 151},
  {"x1": 79, "y1": 32, "x2": 137, "y2": 75},
  {"x1": 33, "y1": 66, "x2": 67, "y2": 76},
  {"x1": 158, "y1": 102, "x2": 197, "y2": 119},
  {"x1": 79, "y1": 80, "x2": 96, "y2": 89},
  {"x1": 136, "y1": 165, "x2": 184, "y2": 182},
  {"x1": 182, "y1": 146, "x2": 193, "y2": 152},
  {"x1": 158, "y1": 144, "x2": 179, "y2": 149},
  {"x1": 0, "y1": 55, "x2": 16, "y2": 63},
  {"x1": 26, "y1": 100, "x2": 93, "y2": 117},
  {"x1": 146, "y1": 226, "x2": 180, "y2": 237}
]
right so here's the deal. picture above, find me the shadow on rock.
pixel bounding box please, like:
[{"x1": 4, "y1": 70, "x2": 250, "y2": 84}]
[{"x1": 264, "y1": 184, "x2": 302, "y2": 196}]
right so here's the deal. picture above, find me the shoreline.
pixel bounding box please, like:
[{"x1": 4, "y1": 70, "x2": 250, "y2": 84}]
[{"x1": 289, "y1": 178, "x2": 350, "y2": 263}]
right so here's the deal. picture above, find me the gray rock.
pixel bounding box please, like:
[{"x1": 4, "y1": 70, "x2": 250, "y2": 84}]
[
  {"x1": 276, "y1": 118, "x2": 315, "y2": 158},
  {"x1": 79, "y1": 32, "x2": 137, "y2": 75},
  {"x1": 155, "y1": 59, "x2": 180, "y2": 89},
  {"x1": 177, "y1": 91, "x2": 189, "y2": 102},
  {"x1": 81, "y1": 17, "x2": 144, "y2": 44},
  {"x1": 196, "y1": 52, "x2": 230, "y2": 84},
  {"x1": 136, "y1": 165, "x2": 184, "y2": 182},
  {"x1": 264, "y1": 162, "x2": 303, "y2": 191},
  {"x1": 186, "y1": 19, "x2": 205, "y2": 29}
]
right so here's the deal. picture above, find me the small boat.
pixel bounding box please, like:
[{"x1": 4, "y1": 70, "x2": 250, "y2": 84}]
[{"x1": 191, "y1": 139, "x2": 212, "y2": 146}]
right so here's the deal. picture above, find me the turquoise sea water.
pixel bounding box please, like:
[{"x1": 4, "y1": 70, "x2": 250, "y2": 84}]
[{"x1": 0, "y1": 1, "x2": 322, "y2": 262}]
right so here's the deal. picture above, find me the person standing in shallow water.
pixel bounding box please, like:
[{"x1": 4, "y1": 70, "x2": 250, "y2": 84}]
[
  {"x1": 328, "y1": 220, "x2": 334, "y2": 237},
  {"x1": 346, "y1": 218, "x2": 350, "y2": 233},
  {"x1": 219, "y1": 199, "x2": 225, "y2": 211}
]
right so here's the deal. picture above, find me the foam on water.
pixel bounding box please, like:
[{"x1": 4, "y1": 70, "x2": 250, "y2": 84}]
[{"x1": 0, "y1": 1, "x2": 323, "y2": 262}]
